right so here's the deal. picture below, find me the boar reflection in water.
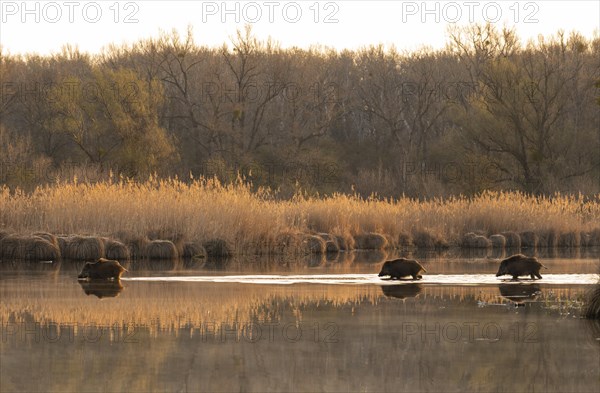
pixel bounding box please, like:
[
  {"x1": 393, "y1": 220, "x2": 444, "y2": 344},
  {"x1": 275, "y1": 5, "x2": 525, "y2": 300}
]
[
  {"x1": 78, "y1": 258, "x2": 127, "y2": 281},
  {"x1": 498, "y1": 284, "x2": 541, "y2": 306},
  {"x1": 79, "y1": 281, "x2": 124, "y2": 299},
  {"x1": 381, "y1": 284, "x2": 423, "y2": 299}
]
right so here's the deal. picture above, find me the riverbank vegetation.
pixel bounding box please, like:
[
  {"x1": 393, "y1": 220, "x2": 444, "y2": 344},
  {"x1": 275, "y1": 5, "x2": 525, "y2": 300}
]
[{"x1": 1, "y1": 177, "x2": 599, "y2": 258}]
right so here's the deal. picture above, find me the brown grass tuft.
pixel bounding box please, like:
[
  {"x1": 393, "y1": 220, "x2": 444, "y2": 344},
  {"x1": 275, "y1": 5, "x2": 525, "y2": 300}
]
[
  {"x1": 0, "y1": 235, "x2": 60, "y2": 260},
  {"x1": 300, "y1": 235, "x2": 326, "y2": 254},
  {"x1": 144, "y1": 240, "x2": 179, "y2": 259},
  {"x1": 102, "y1": 238, "x2": 130, "y2": 260},
  {"x1": 501, "y1": 231, "x2": 521, "y2": 249},
  {"x1": 354, "y1": 233, "x2": 387, "y2": 250},
  {"x1": 581, "y1": 230, "x2": 600, "y2": 247},
  {"x1": 147, "y1": 229, "x2": 186, "y2": 255},
  {"x1": 317, "y1": 233, "x2": 340, "y2": 253},
  {"x1": 274, "y1": 232, "x2": 303, "y2": 255},
  {"x1": 558, "y1": 231, "x2": 581, "y2": 248},
  {"x1": 202, "y1": 238, "x2": 234, "y2": 258},
  {"x1": 32, "y1": 232, "x2": 59, "y2": 249},
  {"x1": 0, "y1": 235, "x2": 24, "y2": 259},
  {"x1": 489, "y1": 234, "x2": 506, "y2": 248},
  {"x1": 458, "y1": 233, "x2": 491, "y2": 248},
  {"x1": 519, "y1": 231, "x2": 539, "y2": 248},
  {"x1": 182, "y1": 242, "x2": 207, "y2": 258},
  {"x1": 413, "y1": 230, "x2": 448, "y2": 249},
  {"x1": 27, "y1": 236, "x2": 61, "y2": 260},
  {"x1": 397, "y1": 232, "x2": 414, "y2": 248},
  {"x1": 324, "y1": 240, "x2": 340, "y2": 253},
  {"x1": 538, "y1": 229, "x2": 559, "y2": 248},
  {"x1": 590, "y1": 230, "x2": 600, "y2": 246},
  {"x1": 62, "y1": 236, "x2": 105, "y2": 260},
  {"x1": 334, "y1": 234, "x2": 355, "y2": 251}
]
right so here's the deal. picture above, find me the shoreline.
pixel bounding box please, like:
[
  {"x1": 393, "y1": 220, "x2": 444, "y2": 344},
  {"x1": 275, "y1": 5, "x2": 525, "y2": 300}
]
[{"x1": 1, "y1": 230, "x2": 600, "y2": 261}]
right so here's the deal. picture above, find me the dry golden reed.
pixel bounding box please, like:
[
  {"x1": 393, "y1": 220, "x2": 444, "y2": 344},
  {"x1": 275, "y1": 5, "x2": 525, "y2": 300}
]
[{"x1": 0, "y1": 177, "x2": 599, "y2": 254}]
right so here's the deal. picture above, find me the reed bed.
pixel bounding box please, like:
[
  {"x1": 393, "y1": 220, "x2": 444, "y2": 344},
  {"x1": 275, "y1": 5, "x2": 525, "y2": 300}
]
[{"x1": 0, "y1": 177, "x2": 599, "y2": 255}]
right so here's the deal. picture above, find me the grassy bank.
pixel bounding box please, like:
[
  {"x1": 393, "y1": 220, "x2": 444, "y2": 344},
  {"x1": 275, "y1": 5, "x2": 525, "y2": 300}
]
[{"x1": 1, "y1": 177, "x2": 599, "y2": 257}]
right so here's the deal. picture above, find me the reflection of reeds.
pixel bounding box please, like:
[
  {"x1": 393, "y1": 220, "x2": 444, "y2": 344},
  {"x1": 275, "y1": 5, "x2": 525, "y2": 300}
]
[
  {"x1": 1, "y1": 179, "x2": 599, "y2": 254},
  {"x1": 0, "y1": 281, "x2": 587, "y2": 333}
]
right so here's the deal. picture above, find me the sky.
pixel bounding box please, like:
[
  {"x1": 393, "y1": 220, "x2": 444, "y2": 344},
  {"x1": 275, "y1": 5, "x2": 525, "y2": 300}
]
[{"x1": 0, "y1": 1, "x2": 598, "y2": 55}]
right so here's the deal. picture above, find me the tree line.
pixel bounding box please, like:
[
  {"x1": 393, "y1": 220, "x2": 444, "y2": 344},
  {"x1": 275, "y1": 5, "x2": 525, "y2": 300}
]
[{"x1": 1, "y1": 24, "x2": 598, "y2": 197}]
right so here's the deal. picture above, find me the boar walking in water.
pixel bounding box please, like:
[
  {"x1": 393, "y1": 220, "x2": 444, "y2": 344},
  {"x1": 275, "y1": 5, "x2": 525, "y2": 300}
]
[
  {"x1": 496, "y1": 254, "x2": 547, "y2": 280},
  {"x1": 78, "y1": 258, "x2": 127, "y2": 281},
  {"x1": 378, "y1": 258, "x2": 427, "y2": 280}
]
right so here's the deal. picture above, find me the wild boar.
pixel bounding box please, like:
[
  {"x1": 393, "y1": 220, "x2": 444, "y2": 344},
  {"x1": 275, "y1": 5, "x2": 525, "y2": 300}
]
[
  {"x1": 496, "y1": 254, "x2": 547, "y2": 280},
  {"x1": 378, "y1": 258, "x2": 427, "y2": 280},
  {"x1": 78, "y1": 258, "x2": 127, "y2": 281}
]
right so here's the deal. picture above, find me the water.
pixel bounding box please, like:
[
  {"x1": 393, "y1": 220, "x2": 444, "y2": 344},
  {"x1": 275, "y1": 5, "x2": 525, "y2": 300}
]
[
  {"x1": 125, "y1": 273, "x2": 599, "y2": 285},
  {"x1": 1, "y1": 251, "x2": 599, "y2": 393}
]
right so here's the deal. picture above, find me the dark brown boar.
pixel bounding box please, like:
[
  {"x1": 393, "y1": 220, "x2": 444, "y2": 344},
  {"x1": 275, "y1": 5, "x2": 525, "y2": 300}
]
[
  {"x1": 78, "y1": 258, "x2": 127, "y2": 281},
  {"x1": 378, "y1": 258, "x2": 427, "y2": 280},
  {"x1": 496, "y1": 254, "x2": 547, "y2": 280}
]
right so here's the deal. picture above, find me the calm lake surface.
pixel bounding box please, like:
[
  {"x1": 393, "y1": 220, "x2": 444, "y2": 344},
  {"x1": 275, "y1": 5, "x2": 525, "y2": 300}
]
[{"x1": 1, "y1": 249, "x2": 599, "y2": 393}]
